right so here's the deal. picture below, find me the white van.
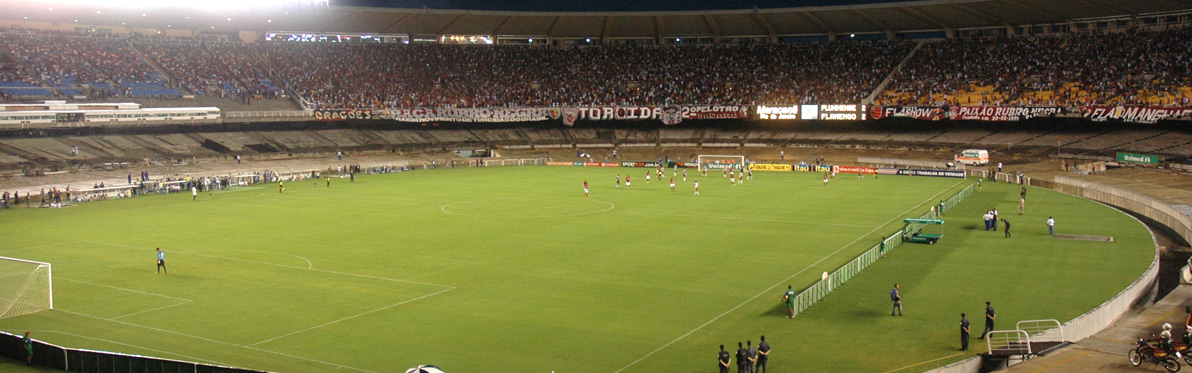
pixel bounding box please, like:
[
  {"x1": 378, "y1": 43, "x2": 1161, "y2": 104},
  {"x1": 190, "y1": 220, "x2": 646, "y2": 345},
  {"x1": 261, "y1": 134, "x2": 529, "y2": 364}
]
[{"x1": 957, "y1": 149, "x2": 989, "y2": 166}]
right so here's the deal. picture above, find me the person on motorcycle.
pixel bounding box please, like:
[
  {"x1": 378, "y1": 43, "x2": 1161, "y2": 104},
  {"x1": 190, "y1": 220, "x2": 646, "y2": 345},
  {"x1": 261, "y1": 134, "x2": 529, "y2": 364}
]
[{"x1": 1160, "y1": 330, "x2": 1176, "y2": 353}]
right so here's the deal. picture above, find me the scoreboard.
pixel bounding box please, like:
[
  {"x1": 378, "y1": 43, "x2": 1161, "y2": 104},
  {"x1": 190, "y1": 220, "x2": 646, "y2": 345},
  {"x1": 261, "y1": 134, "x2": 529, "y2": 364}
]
[{"x1": 756, "y1": 104, "x2": 867, "y2": 121}]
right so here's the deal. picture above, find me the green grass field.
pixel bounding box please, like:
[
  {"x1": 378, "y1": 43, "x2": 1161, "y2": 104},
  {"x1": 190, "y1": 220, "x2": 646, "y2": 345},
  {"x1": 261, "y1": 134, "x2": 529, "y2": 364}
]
[{"x1": 0, "y1": 166, "x2": 1154, "y2": 372}]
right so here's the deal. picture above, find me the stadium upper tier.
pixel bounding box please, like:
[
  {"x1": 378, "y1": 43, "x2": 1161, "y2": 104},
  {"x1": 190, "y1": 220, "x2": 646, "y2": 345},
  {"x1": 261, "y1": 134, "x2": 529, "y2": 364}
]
[{"x1": 0, "y1": 26, "x2": 1189, "y2": 108}]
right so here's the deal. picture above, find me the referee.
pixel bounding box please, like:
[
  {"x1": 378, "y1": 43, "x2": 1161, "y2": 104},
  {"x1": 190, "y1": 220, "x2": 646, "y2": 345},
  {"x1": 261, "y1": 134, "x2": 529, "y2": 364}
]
[{"x1": 156, "y1": 248, "x2": 167, "y2": 274}]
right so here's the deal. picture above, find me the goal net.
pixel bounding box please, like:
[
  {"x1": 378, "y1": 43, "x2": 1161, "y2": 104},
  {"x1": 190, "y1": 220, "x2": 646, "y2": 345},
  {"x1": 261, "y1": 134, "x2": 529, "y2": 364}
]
[
  {"x1": 483, "y1": 158, "x2": 543, "y2": 167},
  {"x1": 696, "y1": 155, "x2": 746, "y2": 172},
  {"x1": 0, "y1": 256, "x2": 52, "y2": 319}
]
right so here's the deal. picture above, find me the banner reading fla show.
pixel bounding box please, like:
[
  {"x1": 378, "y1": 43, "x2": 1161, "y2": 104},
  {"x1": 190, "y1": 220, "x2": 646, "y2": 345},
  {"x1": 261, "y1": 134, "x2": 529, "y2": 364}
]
[{"x1": 871, "y1": 105, "x2": 1192, "y2": 124}]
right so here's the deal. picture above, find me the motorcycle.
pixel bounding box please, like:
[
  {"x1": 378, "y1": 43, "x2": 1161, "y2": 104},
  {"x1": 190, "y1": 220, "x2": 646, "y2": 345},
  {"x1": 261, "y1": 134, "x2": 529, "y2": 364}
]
[{"x1": 1130, "y1": 337, "x2": 1181, "y2": 372}]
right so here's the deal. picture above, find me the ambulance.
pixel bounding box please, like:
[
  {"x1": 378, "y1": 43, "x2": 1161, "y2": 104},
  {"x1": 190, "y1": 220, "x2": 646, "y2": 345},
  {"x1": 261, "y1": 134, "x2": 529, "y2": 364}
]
[{"x1": 957, "y1": 149, "x2": 990, "y2": 166}]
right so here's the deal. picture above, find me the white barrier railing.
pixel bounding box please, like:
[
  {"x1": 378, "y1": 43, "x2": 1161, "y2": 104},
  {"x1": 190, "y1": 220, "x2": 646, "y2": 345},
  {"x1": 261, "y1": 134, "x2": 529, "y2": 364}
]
[
  {"x1": 1016, "y1": 319, "x2": 1064, "y2": 342},
  {"x1": 986, "y1": 330, "x2": 1031, "y2": 355}
]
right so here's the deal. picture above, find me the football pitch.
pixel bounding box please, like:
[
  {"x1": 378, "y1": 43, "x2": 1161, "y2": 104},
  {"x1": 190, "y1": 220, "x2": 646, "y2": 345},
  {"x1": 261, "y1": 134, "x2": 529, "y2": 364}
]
[{"x1": 0, "y1": 166, "x2": 1154, "y2": 372}]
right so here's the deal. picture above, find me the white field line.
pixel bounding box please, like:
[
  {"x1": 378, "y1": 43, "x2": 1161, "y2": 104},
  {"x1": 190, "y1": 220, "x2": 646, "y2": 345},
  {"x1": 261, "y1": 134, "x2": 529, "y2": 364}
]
[
  {"x1": 109, "y1": 300, "x2": 193, "y2": 320},
  {"x1": 31, "y1": 330, "x2": 223, "y2": 365},
  {"x1": 83, "y1": 241, "x2": 453, "y2": 288},
  {"x1": 248, "y1": 286, "x2": 456, "y2": 347},
  {"x1": 56, "y1": 277, "x2": 195, "y2": 321},
  {"x1": 55, "y1": 309, "x2": 378, "y2": 373},
  {"x1": 614, "y1": 178, "x2": 966, "y2": 372},
  {"x1": 59, "y1": 278, "x2": 192, "y2": 302}
]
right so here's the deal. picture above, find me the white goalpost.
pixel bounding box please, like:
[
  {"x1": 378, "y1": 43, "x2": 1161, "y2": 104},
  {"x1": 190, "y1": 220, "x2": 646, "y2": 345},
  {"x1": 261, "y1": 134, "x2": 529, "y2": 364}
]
[
  {"x1": 0, "y1": 256, "x2": 52, "y2": 319},
  {"x1": 696, "y1": 155, "x2": 746, "y2": 172}
]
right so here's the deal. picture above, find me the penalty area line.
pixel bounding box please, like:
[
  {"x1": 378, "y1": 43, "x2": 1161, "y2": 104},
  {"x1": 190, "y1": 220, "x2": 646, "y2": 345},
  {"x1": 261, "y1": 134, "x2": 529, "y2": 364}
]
[
  {"x1": 30, "y1": 330, "x2": 224, "y2": 365},
  {"x1": 614, "y1": 178, "x2": 965, "y2": 372},
  {"x1": 82, "y1": 240, "x2": 453, "y2": 288},
  {"x1": 54, "y1": 309, "x2": 378, "y2": 373},
  {"x1": 247, "y1": 286, "x2": 456, "y2": 347}
]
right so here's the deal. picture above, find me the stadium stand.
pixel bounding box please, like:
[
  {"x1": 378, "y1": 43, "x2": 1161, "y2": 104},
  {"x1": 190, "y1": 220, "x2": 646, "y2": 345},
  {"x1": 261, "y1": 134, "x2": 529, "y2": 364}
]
[
  {"x1": 1, "y1": 24, "x2": 1189, "y2": 110},
  {"x1": 879, "y1": 27, "x2": 1192, "y2": 106},
  {"x1": 260, "y1": 42, "x2": 911, "y2": 109}
]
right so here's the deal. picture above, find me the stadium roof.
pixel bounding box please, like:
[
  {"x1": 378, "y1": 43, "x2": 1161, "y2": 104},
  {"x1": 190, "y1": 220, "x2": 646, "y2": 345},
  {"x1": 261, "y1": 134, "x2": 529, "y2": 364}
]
[{"x1": 4, "y1": 0, "x2": 1190, "y2": 40}]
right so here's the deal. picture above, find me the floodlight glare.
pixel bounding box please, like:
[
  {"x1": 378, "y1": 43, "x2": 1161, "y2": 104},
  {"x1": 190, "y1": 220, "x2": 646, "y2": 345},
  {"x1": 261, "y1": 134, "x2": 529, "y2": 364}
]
[{"x1": 24, "y1": 0, "x2": 328, "y2": 11}]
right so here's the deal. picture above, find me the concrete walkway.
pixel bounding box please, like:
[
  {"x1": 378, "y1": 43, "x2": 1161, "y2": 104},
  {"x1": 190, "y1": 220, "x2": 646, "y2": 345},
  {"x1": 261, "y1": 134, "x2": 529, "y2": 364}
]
[{"x1": 1005, "y1": 284, "x2": 1192, "y2": 372}]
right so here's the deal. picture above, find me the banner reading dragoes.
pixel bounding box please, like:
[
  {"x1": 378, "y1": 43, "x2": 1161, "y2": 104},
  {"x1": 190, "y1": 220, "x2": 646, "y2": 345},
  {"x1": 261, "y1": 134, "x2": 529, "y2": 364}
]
[
  {"x1": 749, "y1": 164, "x2": 793, "y2": 172},
  {"x1": 315, "y1": 109, "x2": 374, "y2": 121},
  {"x1": 1081, "y1": 106, "x2": 1192, "y2": 123}
]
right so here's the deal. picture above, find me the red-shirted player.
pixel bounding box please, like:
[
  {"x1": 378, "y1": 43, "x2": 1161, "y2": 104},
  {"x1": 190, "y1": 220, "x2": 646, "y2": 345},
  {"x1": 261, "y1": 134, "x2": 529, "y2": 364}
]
[
  {"x1": 583, "y1": 180, "x2": 589, "y2": 197},
  {"x1": 626, "y1": 175, "x2": 631, "y2": 188},
  {"x1": 670, "y1": 177, "x2": 675, "y2": 191}
]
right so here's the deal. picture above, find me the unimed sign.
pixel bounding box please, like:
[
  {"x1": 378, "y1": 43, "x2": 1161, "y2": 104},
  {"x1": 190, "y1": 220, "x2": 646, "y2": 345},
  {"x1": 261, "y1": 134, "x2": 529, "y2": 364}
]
[{"x1": 1117, "y1": 152, "x2": 1160, "y2": 165}]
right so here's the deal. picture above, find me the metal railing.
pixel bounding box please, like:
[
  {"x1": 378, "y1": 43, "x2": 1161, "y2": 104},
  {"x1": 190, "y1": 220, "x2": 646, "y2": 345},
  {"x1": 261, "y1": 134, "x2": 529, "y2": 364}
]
[
  {"x1": 222, "y1": 110, "x2": 312, "y2": 119},
  {"x1": 1016, "y1": 319, "x2": 1064, "y2": 341},
  {"x1": 791, "y1": 183, "x2": 975, "y2": 317},
  {"x1": 986, "y1": 330, "x2": 1032, "y2": 355}
]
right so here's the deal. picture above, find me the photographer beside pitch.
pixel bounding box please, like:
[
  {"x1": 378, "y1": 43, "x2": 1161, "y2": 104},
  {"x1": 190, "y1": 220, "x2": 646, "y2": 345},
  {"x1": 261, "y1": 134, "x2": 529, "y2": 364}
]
[{"x1": 782, "y1": 286, "x2": 796, "y2": 318}]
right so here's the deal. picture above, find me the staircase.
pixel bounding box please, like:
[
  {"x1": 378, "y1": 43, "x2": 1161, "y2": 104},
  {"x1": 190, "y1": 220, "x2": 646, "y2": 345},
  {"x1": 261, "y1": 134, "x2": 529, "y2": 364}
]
[{"x1": 865, "y1": 40, "x2": 925, "y2": 105}]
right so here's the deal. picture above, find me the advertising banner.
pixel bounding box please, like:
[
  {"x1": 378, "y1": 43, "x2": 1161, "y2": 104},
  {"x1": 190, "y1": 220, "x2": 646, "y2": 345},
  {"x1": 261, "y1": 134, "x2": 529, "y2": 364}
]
[
  {"x1": 877, "y1": 168, "x2": 901, "y2": 175},
  {"x1": 666, "y1": 162, "x2": 699, "y2": 169},
  {"x1": 896, "y1": 169, "x2": 966, "y2": 178},
  {"x1": 792, "y1": 164, "x2": 832, "y2": 172},
  {"x1": 546, "y1": 161, "x2": 574, "y2": 166},
  {"x1": 620, "y1": 162, "x2": 662, "y2": 168},
  {"x1": 749, "y1": 163, "x2": 793, "y2": 172},
  {"x1": 582, "y1": 162, "x2": 621, "y2": 167},
  {"x1": 315, "y1": 109, "x2": 374, "y2": 121},
  {"x1": 756, "y1": 105, "x2": 800, "y2": 120},
  {"x1": 948, "y1": 106, "x2": 1065, "y2": 121},
  {"x1": 871, "y1": 106, "x2": 947, "y2": 120},
  {"x1": 1116, "y1": 152, "x2": 1161, "y2": 165},
  {"x1": 835, "y1": 165, "x2": 876, "y2": 174},
  {"x1": 1081, "y1": 106, "x2": 1192, "y2": 124}
]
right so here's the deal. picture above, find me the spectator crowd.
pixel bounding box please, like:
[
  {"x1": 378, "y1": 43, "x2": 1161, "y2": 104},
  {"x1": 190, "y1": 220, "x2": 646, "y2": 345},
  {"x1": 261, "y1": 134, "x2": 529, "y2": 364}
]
[
  {"x1": 261, "y1": 41, "x2": 911, "y2": 109},
  {"x1": 879, "y1": 27, "x2": 1192, "y2": 107},
  {"x1": 1, "y1": 25, "x2": 1189, "y2": 108}
]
